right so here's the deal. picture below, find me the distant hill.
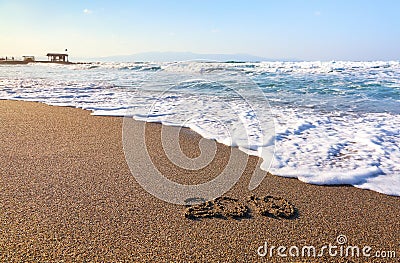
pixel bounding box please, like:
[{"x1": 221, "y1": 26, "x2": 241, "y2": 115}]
[{"x1": 94, "y1": 52, "x2": 271, "y2": 62}]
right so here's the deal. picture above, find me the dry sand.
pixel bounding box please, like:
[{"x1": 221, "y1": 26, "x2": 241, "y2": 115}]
[{"x1": 0, "y1": 100, "x2": 399, "y2": 262}]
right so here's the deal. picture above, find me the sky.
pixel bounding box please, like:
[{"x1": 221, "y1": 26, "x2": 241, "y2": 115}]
[{"x1": 1, "y1": 0, "x2": 399, "y2": 61}]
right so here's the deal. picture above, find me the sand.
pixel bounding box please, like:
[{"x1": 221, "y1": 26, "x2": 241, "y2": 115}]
[{"x1": 0, "y1": 100, "x2": 399, "y2": 262}]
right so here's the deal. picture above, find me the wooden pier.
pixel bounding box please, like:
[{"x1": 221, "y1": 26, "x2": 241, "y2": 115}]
[{"x1": 0, "y1": 53, "x2": 74, "y2": 65}]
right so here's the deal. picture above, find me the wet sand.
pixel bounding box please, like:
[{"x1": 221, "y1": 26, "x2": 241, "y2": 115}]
[{"x1": 0, "y1": 100, "x2": 399, "y2": 262}]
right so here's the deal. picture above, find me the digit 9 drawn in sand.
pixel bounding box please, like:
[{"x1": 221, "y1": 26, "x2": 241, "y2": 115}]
[{"x1": 122, "y1": 61, "x2": 275, "y2": 205}]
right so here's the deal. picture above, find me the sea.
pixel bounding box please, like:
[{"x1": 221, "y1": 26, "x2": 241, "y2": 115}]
[{"x1": 1, "y1": 61, "x2": 399, "y2": 196}]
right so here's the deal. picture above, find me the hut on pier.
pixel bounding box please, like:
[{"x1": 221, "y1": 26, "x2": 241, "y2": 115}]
[
  {"x1": 46, "y1": 53, "x2": 69, "y2": 62},
  {"x1": 23, "y1": 56, "x2": 35, "y2": 62}
]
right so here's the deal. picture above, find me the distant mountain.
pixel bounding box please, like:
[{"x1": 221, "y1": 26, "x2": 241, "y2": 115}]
[{"x1": 94, "y1": 52, "x2": 271, "y2": 62}]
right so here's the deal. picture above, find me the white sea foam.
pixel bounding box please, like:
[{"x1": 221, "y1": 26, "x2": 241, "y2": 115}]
[
  {"x1": 0, "y1": 61, "x2": 399, "y2": 196},
  {"x1": 270, "y1": 108, "x2": 400, "y2": 195}
]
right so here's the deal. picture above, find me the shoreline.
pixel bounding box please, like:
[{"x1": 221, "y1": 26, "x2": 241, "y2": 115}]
[{"x1": 0, "y1": 100, "x2": 399, "y2": 262}]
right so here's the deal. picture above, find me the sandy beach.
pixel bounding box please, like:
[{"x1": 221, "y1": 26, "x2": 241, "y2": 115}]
[{"x1": 0, "y1": 100, "x2": 399, "y2": 262}]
